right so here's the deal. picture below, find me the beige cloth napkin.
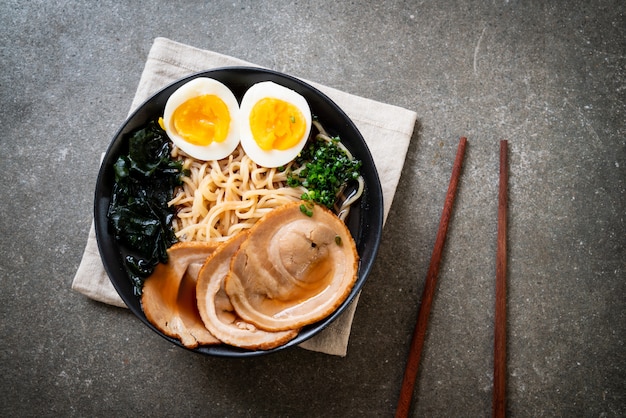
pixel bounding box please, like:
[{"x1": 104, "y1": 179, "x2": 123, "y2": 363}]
[{"x1": 72, "y1": 37, "x2": 417, "y2": 356}]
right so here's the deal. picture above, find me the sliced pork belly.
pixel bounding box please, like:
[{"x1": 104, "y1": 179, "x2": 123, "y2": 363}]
[
  {"x1": 196, "y1": 231, "x2": 299, "y2": 350},
  {"x1": 224, "y1": 201, "x2": 359, "y2": 331},
  {"x1": 142, "y1": 241, "x2": 221, "y2": 348}
]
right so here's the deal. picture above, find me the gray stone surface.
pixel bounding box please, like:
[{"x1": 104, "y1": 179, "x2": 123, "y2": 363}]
[{"x1": 1, "y1": 0, "x2": 624, "y2": 416}]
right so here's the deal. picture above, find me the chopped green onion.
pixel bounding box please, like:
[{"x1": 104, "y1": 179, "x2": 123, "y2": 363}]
[
  {"x1": 287, "y1": 136, "x2": 362, "y2": 209},
  {"x1": 300, "y1": 203, "x2": 313, "y2": 217}
]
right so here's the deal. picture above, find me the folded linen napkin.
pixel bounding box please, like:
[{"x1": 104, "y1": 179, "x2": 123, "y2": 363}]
[{"x1": 72, "y1": 37, "x2": 417, "y2": 356}]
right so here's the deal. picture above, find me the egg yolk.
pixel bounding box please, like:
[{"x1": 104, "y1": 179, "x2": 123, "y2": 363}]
[
  {"x1": 172, "y1": 94, "x2": 231, "y2": 146},
  {"x1": 249, "y1": 98, "x2": 306, "y2": 151}
]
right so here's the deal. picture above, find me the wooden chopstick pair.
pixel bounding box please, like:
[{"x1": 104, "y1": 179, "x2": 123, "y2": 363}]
[{"x1": 395, "y1": 138, "x2": 509, "y2": 418}]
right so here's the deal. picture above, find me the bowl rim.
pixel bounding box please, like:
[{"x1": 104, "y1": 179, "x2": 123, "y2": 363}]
[{"x1": 94, "y1": 66, "x2": 384, "y2": 357}]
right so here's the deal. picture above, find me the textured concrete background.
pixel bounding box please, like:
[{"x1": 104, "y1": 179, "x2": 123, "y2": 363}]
[{"x1": 1, "y1": 0, "x2": 624, "y2": 416}]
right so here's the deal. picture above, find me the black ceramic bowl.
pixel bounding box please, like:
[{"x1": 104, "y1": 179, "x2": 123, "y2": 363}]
[{"x1": 94, "y1": 67, "x2": 383, "y2": 357}]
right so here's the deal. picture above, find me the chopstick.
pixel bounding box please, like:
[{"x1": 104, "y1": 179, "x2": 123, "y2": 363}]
[
  {"x1": 493, "y1": 140, "x2": 508, "y2": 417},
  {"x1": 395, "y1": 137, "x2": 467, "y2": 418}
]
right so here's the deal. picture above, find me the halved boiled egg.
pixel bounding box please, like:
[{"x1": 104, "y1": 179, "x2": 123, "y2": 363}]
[
  {"x1": 239, "y1": 81, "x2": 312, "y2": 168},
  {"x1": 162, "y1": 77, "x2": 240, "y2": 161}
]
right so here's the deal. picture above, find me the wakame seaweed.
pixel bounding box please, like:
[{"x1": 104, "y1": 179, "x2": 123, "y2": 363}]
[{"x1": 107, "y1": 120, "x2": 186, "y2": 296}]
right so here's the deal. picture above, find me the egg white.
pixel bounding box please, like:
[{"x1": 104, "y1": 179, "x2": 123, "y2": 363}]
[
  {"x1": 163, "y1": 77, "x2": 240, "y2": 161},
  {"x1": 239, "y1": 81, "x2": 312, "y2": 168}
]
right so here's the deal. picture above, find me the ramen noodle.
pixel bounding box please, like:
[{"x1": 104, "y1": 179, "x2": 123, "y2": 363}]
[
  {"x1": 169, "y1": 120, "x2": 364, "y2": 243},
  {"x1": 169, "y1": 144, "x2": 305, "y2": 242}
]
